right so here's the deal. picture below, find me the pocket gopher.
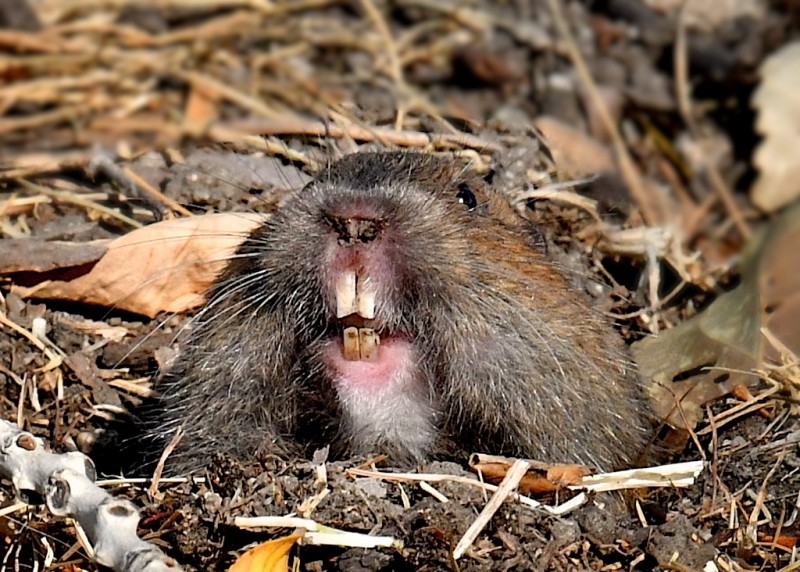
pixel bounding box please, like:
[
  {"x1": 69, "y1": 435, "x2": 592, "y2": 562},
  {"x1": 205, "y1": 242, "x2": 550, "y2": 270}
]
[{"x1": 150, "y1": 151, "x2": 652, "y2": 471}]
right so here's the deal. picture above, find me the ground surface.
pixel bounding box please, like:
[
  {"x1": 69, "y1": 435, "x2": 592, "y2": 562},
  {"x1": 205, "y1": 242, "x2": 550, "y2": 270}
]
[{"x1": 0, "y1": 0, "x2": 799, "y2": 570}]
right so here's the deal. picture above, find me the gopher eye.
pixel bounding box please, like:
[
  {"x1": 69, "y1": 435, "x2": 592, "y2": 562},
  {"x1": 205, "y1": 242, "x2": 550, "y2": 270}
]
[{"x1": 456, "y1": 183, "x2": 477, "y2": 211}]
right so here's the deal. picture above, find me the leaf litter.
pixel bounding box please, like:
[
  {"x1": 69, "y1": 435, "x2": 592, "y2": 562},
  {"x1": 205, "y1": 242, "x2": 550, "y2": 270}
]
[{"x1": 0, "y1": 0, "x2": 799, "y2": 570}]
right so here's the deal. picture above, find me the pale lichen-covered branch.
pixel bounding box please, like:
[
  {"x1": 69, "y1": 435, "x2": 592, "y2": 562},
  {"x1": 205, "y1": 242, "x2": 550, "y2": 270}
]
[{"x1": 0, "y1": 419, "x2": 182, "y2": 572}]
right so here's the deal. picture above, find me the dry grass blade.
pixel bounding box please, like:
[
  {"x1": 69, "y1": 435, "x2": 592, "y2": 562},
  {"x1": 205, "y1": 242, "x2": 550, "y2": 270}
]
[
  {"x1": 233, "y1": 516, "x2": 398, "y2": 549},
  {"x1": 571, "y1": 460, "x2": 705, "y2": 493},
  {"x1": 453, "y1": 459, "x2": 530, "y2": 560}
]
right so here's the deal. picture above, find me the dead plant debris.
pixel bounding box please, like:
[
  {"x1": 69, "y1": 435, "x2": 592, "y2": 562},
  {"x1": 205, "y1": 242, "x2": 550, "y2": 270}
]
[{"x1": 1, "y1": 0, "x2": 799, "y2": 571}]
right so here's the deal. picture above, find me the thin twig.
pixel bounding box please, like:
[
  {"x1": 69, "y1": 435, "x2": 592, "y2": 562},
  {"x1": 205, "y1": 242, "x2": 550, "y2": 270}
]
[
  {"x1": 15, "y1": 179, "x2": 143, "y2": 228},
  {"x1": 120, "y1": 167, "x2": 193, "y2": 217},
  {"x1": 544, "y1": 0, "x2": 662, "y2": 226},
  {"x1": 359, "y1": 0, "x2": 407, "y2": 129},
  {"x1": 221, "y1": 118, "x2": 501, "y2": 152},
  {"x1": 673, "y1": 1, "x2": 751, "y2": 240}
]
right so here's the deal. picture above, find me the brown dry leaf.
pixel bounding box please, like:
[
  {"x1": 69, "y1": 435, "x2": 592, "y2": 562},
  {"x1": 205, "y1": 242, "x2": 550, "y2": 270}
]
[
  {"x1": 227, "y1": 532, "x2": 302, "y2": 572},
  {"x1": 12, "y1": 213, "x2": 266, "y2": 318},
  {"x1": 184, "y1": 83, "x2": 219, "y2": 129},
  {"x1": 469, "y1": 455, "x2": 589, "y2": 495},
  {"x1": 731, "y1": 384, "x2": 772, "y2": 418},
  {"x1": 545, "y1": 464, "x2": 592, "y2": 487},
  {"x1": 533, "y1": 115, "x2": 614, "y2": 177},
  {"x1": 0, "y1": 239, "x2": 108, "y2": 273},
  {"x1": 758, "y1": 202, "x2": 800, "y2": 361},
  {"x1": 516, "y1": 474, "x2": 559, "y2": 496},
  {"x1": 515, "y1": 463, "x2": 589, "y2": 495},
  {"x1": 751, "y1": 40, "x2": 800, "y2": 213},
  {"x1": 633, "y1": 201, "x2": 800, "y2": 431},
  {"x1": 473, "y1": 461, "x2": 557, "y2": 495}
]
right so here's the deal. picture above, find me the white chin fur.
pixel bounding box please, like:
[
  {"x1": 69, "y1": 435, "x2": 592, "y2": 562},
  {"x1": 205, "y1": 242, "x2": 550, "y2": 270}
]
[{"x1": 333, "y1": 354, "x2": 434, "y2": 459}]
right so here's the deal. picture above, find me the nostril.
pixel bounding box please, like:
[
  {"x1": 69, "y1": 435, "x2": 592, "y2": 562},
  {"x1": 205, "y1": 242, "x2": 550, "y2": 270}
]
[
  {"x1": 325, "y1": 215, "x2": 385, "y2": 244},
  {"x1": 349, "y1": 218, "x2": 384, "y2": 243}
]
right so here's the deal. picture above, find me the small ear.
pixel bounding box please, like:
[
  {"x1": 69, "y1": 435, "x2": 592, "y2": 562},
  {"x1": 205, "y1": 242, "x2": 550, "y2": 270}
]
[{"x1": 523, "y1": 221, "x2": 548, "y2": 254}]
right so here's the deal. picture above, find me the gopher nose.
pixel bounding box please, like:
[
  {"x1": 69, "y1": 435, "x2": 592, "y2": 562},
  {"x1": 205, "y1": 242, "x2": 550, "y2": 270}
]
[{"x1": 326, "y1": 215, "x2": 385, "y2": 245}]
